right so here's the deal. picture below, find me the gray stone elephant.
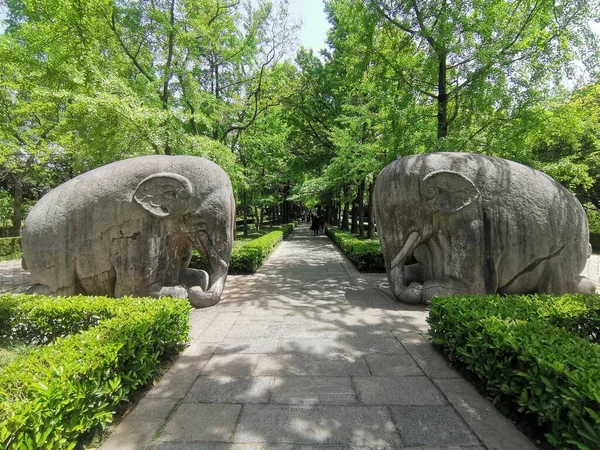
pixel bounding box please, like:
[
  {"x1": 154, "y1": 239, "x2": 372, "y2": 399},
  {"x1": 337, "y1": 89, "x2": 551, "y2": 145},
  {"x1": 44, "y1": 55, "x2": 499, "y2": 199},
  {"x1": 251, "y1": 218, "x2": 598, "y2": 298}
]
[
  {"x1": 374, "y1": 152, "x2": 596, "y2": 304},
  {"x1": 22, "y1": 155, "x2": 235, "y2": 308}
]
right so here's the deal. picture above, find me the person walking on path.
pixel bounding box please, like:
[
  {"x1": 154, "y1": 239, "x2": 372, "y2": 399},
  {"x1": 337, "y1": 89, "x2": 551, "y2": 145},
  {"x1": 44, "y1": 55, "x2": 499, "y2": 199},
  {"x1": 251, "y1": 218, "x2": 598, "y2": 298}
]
[
  {"x1": 318, "y1": 214, "x2": 326, "y2": 235},
  {"x1": 310, "y1": 213, "x2": 319, "y2": 235}
]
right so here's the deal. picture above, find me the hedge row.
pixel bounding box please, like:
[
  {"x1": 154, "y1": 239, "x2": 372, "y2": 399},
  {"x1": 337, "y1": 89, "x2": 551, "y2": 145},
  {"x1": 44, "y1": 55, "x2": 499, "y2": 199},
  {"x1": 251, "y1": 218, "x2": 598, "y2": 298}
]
[
  {"x1": 0, "y1": 237, "x2": 21, "y2": 260},
  {"x1": 428, "y1": 294, "x2": 600, "y2": 449},
  {"x1": 0, "y1": 294, "x2": 190, "y2": 449},
  {"x1": 191, "y1": 222, "x2": 296, "y2": 274},
  {"x1": 326, "y1": 227, "x2": 385, "y2": 272}
]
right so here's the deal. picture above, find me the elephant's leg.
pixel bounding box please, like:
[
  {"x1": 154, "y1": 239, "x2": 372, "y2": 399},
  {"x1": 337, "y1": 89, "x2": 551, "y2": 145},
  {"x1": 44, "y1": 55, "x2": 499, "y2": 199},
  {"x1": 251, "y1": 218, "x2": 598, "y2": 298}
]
[
  {"x1": 576, "y1": 276, "x2": 597, "y2": 294},
  {"x1": 156, "y1": 285, "x2": 189, "y2": 299},
  {"x1": 421, "y1": 278, "x2": 479, "y2": 304},
  {"x1": 180, "y1": 268, "x2": 209, "y2": 291},
  {"x1": 404, "y1": 263, "x2": 425, "y2": 284},
  {"x1": 26, "y1": 283, "x2": 52, "y2": 295}
]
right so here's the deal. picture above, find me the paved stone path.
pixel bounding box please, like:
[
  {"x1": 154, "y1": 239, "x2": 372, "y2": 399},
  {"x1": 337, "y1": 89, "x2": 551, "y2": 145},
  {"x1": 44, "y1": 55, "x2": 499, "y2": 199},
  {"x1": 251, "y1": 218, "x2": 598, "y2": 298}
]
[{"x1": 1, "y1": 227, "x2": 598, "y2": 449}]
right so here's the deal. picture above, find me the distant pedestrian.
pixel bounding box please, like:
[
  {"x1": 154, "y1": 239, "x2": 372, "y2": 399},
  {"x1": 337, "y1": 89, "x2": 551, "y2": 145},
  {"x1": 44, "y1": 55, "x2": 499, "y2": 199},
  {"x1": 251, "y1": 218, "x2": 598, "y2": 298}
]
[
  {"x1": 310, "y1": 213, "x2": 319, "y2": 235},
  {"x1": 318, "y1": 214, "x2": 326, "y2": 235}
]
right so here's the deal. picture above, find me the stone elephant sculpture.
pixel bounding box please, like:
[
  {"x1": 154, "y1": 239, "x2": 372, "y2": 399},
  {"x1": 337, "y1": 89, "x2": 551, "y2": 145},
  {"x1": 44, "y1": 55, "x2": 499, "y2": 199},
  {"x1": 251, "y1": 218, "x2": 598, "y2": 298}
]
[
  {"x1": 22, "y1": 155, "x2": 235, "y2": 308},
  {"x1": 373, "y1": 152, "x2": 596, "y2": 304}
]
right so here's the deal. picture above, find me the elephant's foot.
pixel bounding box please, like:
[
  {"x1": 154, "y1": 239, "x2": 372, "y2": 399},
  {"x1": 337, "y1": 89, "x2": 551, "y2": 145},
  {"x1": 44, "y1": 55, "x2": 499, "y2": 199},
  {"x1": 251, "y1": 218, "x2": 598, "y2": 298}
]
[
  {"x1": 394, "y1": 282, "x2": 424, "y2": 304},
  {"x1": 158, "y1": 285, "x2": 189, "y2": 299},
  {"x1": 156, "y1": 284, "x2": 220, "y2": 307},
  {"x1": 188, "y1": 286, "x2": 220, "y2": 308},
  {"x1": 421, "y1": 278, "x2": 475, "y2": 304},
  {"x1": 25, "y1": 283, "x2": 52, "y2": 295},
  {"x1": 576, "y1": 276, "x2": 597, "y2": 294}
]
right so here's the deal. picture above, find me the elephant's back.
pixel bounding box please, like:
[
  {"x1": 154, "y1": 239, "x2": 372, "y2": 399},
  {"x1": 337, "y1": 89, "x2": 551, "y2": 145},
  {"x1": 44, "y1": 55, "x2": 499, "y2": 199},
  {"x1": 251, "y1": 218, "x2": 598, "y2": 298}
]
[
  {"x1": 379, "y1": 151, "x2": 589, "y2": 263},
  {"x1": 22, "y1": 155, "x2": 229, "y2": 277}
]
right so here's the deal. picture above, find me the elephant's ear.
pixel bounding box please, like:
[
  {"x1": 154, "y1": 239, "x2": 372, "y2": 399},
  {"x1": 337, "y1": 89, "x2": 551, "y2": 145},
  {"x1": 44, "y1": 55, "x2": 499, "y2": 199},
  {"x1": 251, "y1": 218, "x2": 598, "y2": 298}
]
[
  {"x1": 134, "y1": 173, "x2": 193, "y2": 217},
  {"x1": 421, "y1": 170, "x2": 480, "y2": 213}
]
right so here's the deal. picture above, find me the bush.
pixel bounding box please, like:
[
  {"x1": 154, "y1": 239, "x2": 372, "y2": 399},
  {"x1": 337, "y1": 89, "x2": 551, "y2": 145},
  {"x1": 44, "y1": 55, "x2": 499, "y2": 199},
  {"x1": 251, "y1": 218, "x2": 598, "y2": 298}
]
[
  {"x1": 586, "y1": 205, "x2": 600, "y2": 234},
  {"x1": 0, "y1": 294, "x2": 190, "y2": 449},
  {"x1": 190, "y1": 222, "x2": 296, "y2": 274},
  {"x1": 428, "y1": 294, "x2": 600, "y2": 449},
  {"x1": 326, "y1": 227, "x2": 385, "y2": 272},
  {"x1": 0, "y1": 237, "x2": 21, "y2": 260}
]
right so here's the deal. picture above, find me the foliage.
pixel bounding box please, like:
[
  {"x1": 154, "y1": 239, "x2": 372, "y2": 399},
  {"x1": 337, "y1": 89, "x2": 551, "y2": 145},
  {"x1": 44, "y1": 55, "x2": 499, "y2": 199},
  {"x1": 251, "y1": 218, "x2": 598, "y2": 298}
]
[
  {"x1": 527, "y1": 83, "x2": 600, "y2": 208},
  {"x1": 191, "y1": 222, "x2": 296, "y2": 274},
  {"x1": 0, "y1": 191, "x2": 12, "y2": 228},
  {"x1": 428, "y1": 294, "x2": 600, "y2": 449},
  {"x1": 0, "y1": 294, "x2": 190, "y2": 449},
  {"x1": 586, "y1": 205, "x2": 600, "y2": 235},
  {"x1": 326, "y1": 227, "x2": 384, "y2": 272},
  {"x1": 0, "y1": 237, "x2": 21, "y2": 260}
]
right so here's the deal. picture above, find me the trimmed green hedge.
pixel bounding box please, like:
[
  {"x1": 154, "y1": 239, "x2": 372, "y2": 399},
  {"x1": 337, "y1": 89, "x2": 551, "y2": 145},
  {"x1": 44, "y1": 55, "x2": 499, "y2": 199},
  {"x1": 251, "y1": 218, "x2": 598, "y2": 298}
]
[
  {"x1": 428, "y1": 294, "x2": 600, "y2": 449},
  {"x1": 191, "y1": 222, "x2": 296, "y2": 274},
  {"x1": 326, "y1": 227, "x2": 385, "y2": 272},
  {"x1": 0, "y1": 237, "x2": 21, "y2": 260},
  {"x1": 0, "y1": 294, "x2": 190, "y2": 449}
]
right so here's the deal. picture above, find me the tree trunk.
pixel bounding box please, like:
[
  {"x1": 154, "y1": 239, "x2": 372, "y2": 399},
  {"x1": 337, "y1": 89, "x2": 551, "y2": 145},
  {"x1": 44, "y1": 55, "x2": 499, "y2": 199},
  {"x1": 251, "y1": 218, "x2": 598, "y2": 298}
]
[
  {"x1": 350, "y1": 188, "x2": 359, "y2": 235},
  {"x1": 242, "y1": 190, "x2": 249, "y2": 237},
  {"x1": 358, "y1": 179, "x2": 365, "y2": 238},
  {"x1": 282, "y1": 201, "x2": 287, "y2": 224},
  {"x1": 368, "y1": 177, "x2": 376, "y2": 239},
  {"x1": 254, "y1": 207, "x2": 260, "y2": 232},
  {"x1": 341, "y1": 185, "x2": 350, "y2": 231},
  {"x1": 437, "y1": 51, "x2": 448, "y2": 140},
  {"x1": 271, "y1": 205, "x2": 276, "y2": 227},
  {"x1": 260, "y1": 207, "x2": 264, "y2": 230},
  {"x1": 12, "y1": 174, "x2": 22, "y2": 237},
  {"x1": 342, "y1": 202, "x2": 349, "y2": 230}
]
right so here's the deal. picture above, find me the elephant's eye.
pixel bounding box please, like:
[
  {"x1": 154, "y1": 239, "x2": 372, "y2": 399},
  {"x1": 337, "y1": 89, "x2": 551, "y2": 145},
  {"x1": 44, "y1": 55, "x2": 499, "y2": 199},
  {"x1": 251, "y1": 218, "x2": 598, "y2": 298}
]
[{"x1": 424, "y1": 186, "x2": 438, "y2": 199}]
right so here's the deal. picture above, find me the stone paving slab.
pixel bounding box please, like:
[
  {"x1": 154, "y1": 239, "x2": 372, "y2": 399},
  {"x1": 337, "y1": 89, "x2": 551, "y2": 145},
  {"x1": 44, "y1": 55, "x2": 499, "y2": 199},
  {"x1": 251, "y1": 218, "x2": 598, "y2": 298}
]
[
  {"x1": 6, "y1": 226, "x2": 597, "y2": 449},
  {"x1": 270, "y1": 376, "x2": 357, "y2": 405},
  {"x1": 232, "y1": 404, "x2": 404, "y2": 447},
  {"x1": 390, "y1": 405, "x2": 480, "y2": 447}
]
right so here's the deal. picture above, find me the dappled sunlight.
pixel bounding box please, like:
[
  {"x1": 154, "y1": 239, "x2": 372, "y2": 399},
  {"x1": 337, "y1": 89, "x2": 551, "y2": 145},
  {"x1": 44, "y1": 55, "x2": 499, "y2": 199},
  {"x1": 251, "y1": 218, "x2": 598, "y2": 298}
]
[{"x1": 94, "y1": 224, "x2": 533, "y2": 448}]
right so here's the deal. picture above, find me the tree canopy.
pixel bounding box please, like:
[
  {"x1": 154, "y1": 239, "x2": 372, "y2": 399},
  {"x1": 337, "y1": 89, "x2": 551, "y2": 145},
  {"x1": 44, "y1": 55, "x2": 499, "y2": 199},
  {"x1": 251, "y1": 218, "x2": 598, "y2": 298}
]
[{"x1": 1, "y1": 0, "x2": 599, "y2": 235}]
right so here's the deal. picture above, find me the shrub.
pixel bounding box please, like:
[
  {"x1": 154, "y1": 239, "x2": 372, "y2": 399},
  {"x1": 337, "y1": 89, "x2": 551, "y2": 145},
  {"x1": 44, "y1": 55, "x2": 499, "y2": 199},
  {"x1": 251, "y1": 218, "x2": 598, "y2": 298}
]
[
  {"x1": 428, "y1": 294, "x2": 600, "y2": 449},
  {"x1": 190, "y1": 222, "x2": 296, "y2": 274},
  {"x1": 586, "y1": 205, "x2": 600, "y2": 234},
  {"x1": 0, "y1": 237, "x2": 21, "y2": 260},
  {"x1": 0, "y1": 294, "x2": 190, "y2": 449},
  {"x1": 326, "y1": 227, "x2": 385, "y2": 272}
]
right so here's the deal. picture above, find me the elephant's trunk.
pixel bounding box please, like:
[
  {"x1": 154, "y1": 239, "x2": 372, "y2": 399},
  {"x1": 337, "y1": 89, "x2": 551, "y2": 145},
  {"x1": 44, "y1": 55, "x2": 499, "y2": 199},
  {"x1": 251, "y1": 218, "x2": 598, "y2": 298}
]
[
  {"x1": 188, "y1": 273, "x2": 226, "y2": 307},
  {"x1": 187, "y1": 231, "x2": 230, "y2": 308},
  {"x1": 388, "y1": 231, "x2": 423, "y2": 304}
]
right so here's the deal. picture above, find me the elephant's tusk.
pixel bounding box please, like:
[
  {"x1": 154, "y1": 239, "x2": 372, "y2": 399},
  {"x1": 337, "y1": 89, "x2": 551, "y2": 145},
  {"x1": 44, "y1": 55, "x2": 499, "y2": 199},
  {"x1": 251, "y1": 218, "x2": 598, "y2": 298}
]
[{"x1": 391, "y1": 231, "x2": 420, "y2": 269}]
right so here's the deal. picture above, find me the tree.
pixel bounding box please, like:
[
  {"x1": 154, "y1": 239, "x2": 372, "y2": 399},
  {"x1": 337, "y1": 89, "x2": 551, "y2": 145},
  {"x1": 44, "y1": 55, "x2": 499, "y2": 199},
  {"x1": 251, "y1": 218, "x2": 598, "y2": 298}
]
[{"x1": 366, "y1": 0, "x2": 599, "y2": 148}]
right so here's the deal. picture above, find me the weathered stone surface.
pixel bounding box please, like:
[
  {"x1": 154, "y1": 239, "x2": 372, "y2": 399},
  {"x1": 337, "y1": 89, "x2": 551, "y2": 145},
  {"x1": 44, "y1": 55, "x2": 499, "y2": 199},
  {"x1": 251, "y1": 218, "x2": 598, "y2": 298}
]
[
  {"x1": 21, "y1": 155, "x2": 235, "y2": 308},
  {"x1": 390, "y1": 405, "x2": 480, "y2": 447},
  {"x1": 435, "y1": 378, "x2": 537, "y2": 449},
  {"x1": 254, "y1": 354, "x2": 370, "y2": 376},
  {"x1": 364, "y1": 354, "x2": 422, "y2": 376},
  {"x1": 354, "y1": 376, "x2": 446, "y2": 405},
  {"x1": 374, "y1": 152, "x2": 596, "y2": 304},
  {"x1": 100, "y1": 398, "x2": 178, "y2": 450},
  {"x1": 271, "y1": 376, "x2": 357, "y2": 404},
  {"x1": 185, "y1": 376, "x2": 272, "y2": 403},
  {"x1": 157, "y1": 403, "x2": 241, "y2": 442},
  {"x1": 232, "y1": 404, "x2": 403, "y2": 447},
  {"x1": 200, "y1": 354, "x2": 260, "y2": 376}
]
